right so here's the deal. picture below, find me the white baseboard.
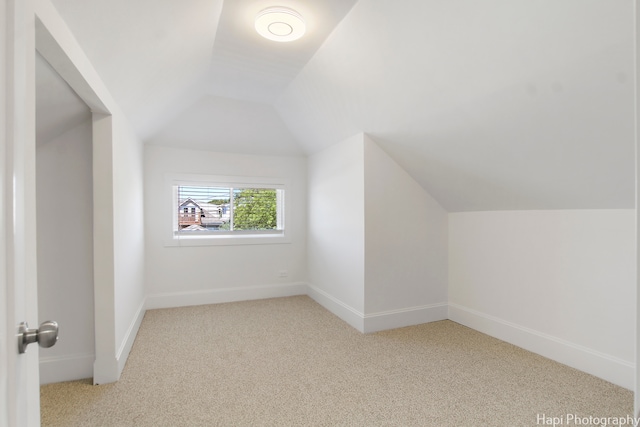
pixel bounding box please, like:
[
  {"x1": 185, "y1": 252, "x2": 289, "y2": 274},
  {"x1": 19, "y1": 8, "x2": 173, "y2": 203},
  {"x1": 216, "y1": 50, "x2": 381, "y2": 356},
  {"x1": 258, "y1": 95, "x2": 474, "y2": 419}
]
[
  {"x1": 364, "y1": 303, "x2": 448, "y2": 333},
  {"x1": 93, "y1": 355, "x2": 119, "y2": 385},
  {"x1": 307, "y1": 284, "x2": 447, "y2": 333},
  {"x1": 117, "y1": 298, "x2": 146, "y2": 378},
  {"x1": 98, "y1": 284, "x2": 636, "y2": 391},
  {"x1": 145, "y1": 282, "x2": 308, "y2": 310},
  {"x1": 448, "y1": 303, "x2": 634, "y2": 390},
  {"x1": 39, "y1": 353, "x2": 94, "y2": 385},
  {"x1": 307, "y1": 284, "x2": 365, "y2": 332},
  {"x1": 38, "y1": 302, "x2": 145, "y2": 386}
]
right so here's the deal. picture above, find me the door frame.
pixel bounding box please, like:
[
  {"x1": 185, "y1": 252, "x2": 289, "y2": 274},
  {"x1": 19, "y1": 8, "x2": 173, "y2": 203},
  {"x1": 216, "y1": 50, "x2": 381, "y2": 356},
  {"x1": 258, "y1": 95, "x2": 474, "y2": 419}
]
[{"x1": 34, "y1": 0, "x2": 119, "y2": 385}]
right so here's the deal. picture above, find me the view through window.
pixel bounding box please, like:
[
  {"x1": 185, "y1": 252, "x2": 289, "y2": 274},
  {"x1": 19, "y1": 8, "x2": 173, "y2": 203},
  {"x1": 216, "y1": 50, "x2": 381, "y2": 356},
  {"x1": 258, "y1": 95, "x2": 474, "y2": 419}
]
[{"x1": 176, "y1": 185, "x2": 283, "y2": 233}]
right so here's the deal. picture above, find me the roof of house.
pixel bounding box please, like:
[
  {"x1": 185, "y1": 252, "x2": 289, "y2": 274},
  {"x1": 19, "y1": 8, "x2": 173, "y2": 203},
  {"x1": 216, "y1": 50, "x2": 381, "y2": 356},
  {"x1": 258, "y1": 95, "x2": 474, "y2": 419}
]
[
  {"x1": 180, "y1": 224, "x2": 207, "y2": 231},
  {"x1": 179, "y1": 198, "x2": 201, "y2": 209}
]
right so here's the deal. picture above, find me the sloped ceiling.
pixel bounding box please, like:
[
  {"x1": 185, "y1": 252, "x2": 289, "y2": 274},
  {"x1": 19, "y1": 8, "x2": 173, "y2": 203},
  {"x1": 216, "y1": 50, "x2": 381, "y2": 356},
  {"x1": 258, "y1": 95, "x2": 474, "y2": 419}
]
[
  {"x1": 146, "y1": 0, "x2": 357, "y2": 156},
  {"x1": 276, "y1": 0, "x2": 636, "y2": 211},
  {"x1": 49, "y1": 0, "x2": 225, "y2": 139},
  {"x1": 205, "y1": 0, "x2": 359, "y2": 104},
  {"x1": 43, "y1": 0, "x2": 635, "y2": 212},
  {"x1": 149, "y1": 96, "x2": 303, "y2": 156},
  {"x1": 48, "y1": 0, "x2": 358, "y2": 141}
]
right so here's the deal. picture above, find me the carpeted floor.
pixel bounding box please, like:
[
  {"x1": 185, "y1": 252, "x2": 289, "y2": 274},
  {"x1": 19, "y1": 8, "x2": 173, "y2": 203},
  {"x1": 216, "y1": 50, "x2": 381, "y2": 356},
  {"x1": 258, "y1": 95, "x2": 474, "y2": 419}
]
[{"x1": 41, "y1": 296, "x2": 634, "y2": 426}]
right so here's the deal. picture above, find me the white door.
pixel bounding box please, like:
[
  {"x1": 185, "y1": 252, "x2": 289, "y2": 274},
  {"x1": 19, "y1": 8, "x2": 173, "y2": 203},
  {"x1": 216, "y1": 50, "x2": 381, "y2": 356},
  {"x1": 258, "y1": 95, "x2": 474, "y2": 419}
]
[{"x1": 2, "y1": 0, "x2": 42, "y2": 425}]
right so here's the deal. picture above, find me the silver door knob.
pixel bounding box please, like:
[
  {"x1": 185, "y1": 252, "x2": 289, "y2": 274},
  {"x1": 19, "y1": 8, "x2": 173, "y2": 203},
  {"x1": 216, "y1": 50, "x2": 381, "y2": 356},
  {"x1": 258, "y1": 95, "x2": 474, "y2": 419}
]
[{"x1": 18, "y1": 321, "x2": 59, "y2": 354}]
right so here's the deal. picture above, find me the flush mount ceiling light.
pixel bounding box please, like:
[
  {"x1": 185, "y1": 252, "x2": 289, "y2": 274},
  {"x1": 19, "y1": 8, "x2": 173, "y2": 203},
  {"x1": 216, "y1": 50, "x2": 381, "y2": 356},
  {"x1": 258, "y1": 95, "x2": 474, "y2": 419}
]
[{"x1": 255, "y1": 7, "x2": 306, "y2": 42}]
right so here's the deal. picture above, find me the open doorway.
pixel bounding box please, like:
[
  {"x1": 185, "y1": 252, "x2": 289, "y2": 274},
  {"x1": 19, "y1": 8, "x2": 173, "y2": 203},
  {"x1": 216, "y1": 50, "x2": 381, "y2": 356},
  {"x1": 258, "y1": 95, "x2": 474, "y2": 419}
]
[{"x1": 35, "y1": 50, "x2": 95, "y2": 384}]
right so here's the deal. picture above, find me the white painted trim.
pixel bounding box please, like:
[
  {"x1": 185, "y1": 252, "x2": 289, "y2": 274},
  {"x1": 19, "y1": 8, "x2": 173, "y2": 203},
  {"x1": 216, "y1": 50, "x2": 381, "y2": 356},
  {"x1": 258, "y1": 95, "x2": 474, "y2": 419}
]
[
  {"x1": 306, "y1": 285, "x2": 448, "y2": 333},
  {"x1": 39, "y1": 353, "x2": 94, "y2": 385},
  {"x1": 363, "y1": 303, "x2": 448, "y2": 333},
  {"x1": 306, "y1": 284, "x2": 365, "y2": 332},
  {"x1": 145, "y1": 282, "x2": 308, "y2": 310},
  {"x1": 448, "y1": 303, "x2": 634, "y2": 390},
  {"x1": 116, "y1": 299, "x2": 146, "y2": 377},
  {"x1": 91, "y1": 113, "x2": 117, "y2": 385},
  {"x1": 92, "y1": 355, "x2": 117, "y2": 385},
  {"x1": 35, "y1": 2, "x2": 124, "y2": 386}
]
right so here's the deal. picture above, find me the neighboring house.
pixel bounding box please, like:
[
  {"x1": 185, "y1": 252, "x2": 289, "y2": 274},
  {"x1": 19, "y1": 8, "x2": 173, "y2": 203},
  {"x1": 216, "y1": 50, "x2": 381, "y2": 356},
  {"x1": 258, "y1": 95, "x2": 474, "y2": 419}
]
[
  {"x1": 178, "y1": 198, "x2": 203, "y2": 228},
  {"x1": 178, "y1": 198, "x2": 229, "y2": 229}
]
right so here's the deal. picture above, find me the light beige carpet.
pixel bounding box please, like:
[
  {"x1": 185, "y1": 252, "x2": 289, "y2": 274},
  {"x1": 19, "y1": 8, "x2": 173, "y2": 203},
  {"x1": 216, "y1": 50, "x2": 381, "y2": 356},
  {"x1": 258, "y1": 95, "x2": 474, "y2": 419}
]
[{"x1": 41, "y1": 296, "x2": 633, "y2": 426}]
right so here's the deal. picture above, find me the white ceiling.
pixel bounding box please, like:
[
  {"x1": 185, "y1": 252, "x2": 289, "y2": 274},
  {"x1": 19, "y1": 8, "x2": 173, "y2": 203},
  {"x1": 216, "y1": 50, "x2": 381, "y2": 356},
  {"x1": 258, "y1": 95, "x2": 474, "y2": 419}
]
[
  {"x1": 206, "y1": 0, "x2": 359, "y2": 104},
  {"x1": 276, "y1": 0, "x2": 635, "y2": 211},
  {"x1": 149, "y1": 95, "x2": 304, "y2": 156},
  {"x1": 39, "y1": 0, "x2": 636, "y2": 212},
  {"x1": 47, "y1": 0, "x2": 357, "y2": 138},
  {"x1": 49, "y1": 0, "x2": 225, "y2": 139}
]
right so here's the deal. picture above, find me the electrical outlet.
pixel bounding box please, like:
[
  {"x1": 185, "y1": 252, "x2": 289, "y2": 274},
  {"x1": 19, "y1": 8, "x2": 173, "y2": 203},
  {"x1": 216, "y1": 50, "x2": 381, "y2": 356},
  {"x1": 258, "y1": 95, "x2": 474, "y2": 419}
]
[{"x1": 278, "y1": 270, "x2": 289, "y2": 277}]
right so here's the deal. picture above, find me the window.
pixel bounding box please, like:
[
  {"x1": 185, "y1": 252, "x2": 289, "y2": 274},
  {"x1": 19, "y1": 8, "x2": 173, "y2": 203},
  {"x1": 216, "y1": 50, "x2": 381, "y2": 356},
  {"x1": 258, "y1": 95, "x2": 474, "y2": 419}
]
[
  {"x1": 166, "y1": 174, "x2": 289, "y2": 246},
  {"x1": 176, "y1": 185, "x2": 283, "y2": 233}
]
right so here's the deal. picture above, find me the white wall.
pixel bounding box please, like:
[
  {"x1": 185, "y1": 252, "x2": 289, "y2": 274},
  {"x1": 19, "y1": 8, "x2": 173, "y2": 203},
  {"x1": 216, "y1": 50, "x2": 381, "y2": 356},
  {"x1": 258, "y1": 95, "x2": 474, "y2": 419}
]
[
  {"x1": 307, "y1": 134, "x2": 365, "y2": 329},
  {"x1": 36, "y1": 120, "x2": 94, "y2": 384},
  {"x1": 307, "y1": 134, "x2": 449, "y2": 332},
  {"x1": 144, "y1": 146, "x2": 307, "y2": 307},
  {"x1": 448, "y1": 210, "x2": 636, "y2": 389},
  {"x1": 363, "y1": 135, "x2": 448, "y2": 329}
]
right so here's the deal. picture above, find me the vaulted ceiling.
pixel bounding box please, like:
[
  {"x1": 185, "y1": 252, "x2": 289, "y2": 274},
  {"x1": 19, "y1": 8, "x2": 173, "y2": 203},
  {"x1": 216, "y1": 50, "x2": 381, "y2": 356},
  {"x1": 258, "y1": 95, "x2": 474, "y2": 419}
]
[{"x1": 38, "y1": 0, "x2": 636, "y2": 212}]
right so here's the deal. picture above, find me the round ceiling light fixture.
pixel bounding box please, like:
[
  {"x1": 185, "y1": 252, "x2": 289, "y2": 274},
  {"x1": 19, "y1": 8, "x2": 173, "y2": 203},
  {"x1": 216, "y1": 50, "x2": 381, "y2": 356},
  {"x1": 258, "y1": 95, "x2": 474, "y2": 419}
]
[{"x1": 255, "y1": 7, "x2": 306, "y2": 42}]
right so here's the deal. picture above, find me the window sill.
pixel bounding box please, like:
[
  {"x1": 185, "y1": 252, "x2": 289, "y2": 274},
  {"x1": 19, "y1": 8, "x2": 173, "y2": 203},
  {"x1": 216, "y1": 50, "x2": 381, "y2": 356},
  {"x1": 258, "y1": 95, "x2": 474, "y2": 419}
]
[{"x1": 165, "y1": 232, "x2": 290, "y2": 247}]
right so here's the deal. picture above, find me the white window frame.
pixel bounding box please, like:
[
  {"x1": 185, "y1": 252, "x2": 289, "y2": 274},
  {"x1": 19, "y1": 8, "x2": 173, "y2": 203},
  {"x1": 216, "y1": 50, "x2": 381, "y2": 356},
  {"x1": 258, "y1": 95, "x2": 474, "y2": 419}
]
[{"x1": 164, "y1": 173, "x2": 291, "y2": 247}]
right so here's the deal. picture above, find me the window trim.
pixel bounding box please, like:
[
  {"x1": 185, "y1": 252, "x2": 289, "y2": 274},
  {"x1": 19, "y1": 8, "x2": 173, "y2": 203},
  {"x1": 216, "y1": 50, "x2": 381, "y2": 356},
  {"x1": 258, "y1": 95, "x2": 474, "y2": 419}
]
[{"x1": 164, "y1": 173, "x2": 291, "y2": 247}]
